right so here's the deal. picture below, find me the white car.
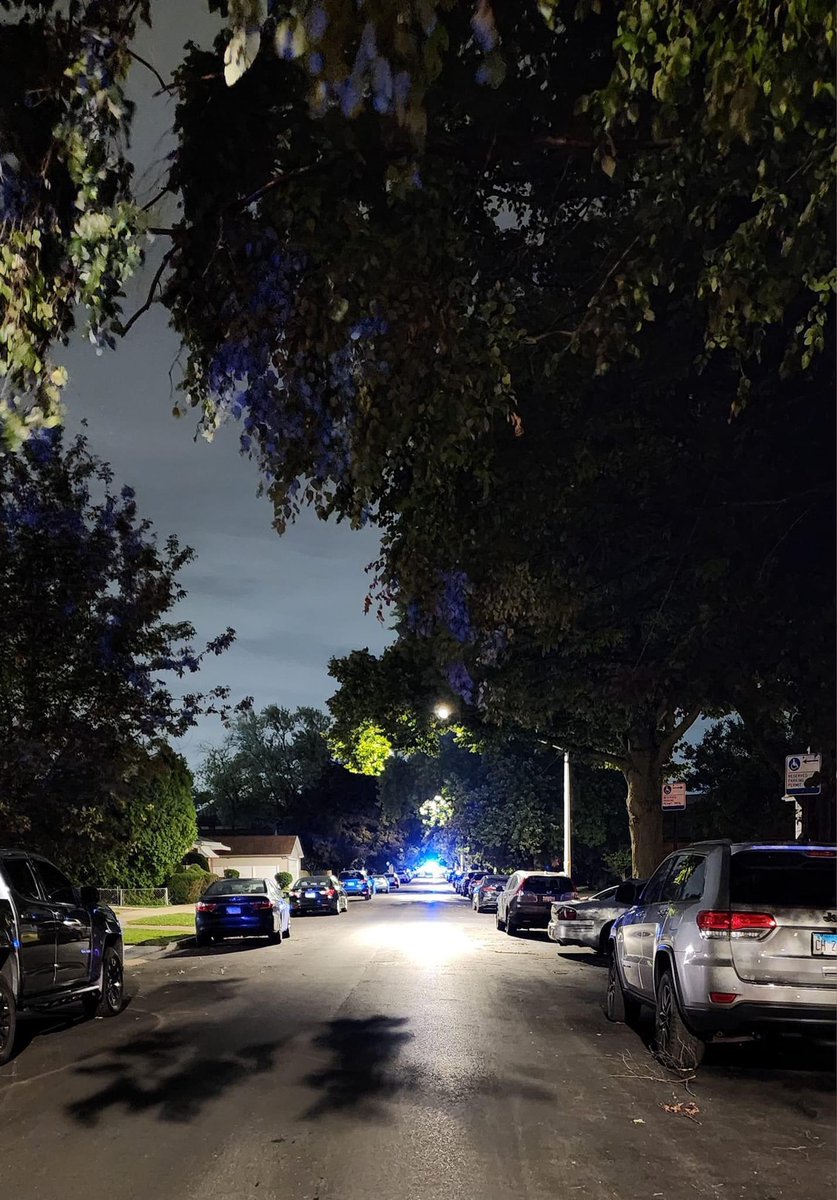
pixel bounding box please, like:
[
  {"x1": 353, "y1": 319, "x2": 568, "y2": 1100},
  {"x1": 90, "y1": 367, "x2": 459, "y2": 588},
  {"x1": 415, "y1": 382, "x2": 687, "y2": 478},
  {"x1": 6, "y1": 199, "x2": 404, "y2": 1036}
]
[{"x1": 372, "y1": 874, "x2": 390, "y2": 894}]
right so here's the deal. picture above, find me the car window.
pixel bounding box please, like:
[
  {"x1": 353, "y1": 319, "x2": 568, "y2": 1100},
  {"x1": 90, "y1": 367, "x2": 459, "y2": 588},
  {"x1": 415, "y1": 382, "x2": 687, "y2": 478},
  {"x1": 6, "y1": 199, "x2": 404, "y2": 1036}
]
[
  {"x1": 33, "y1": 859, "x2": 76, "y2": 903},
  {"x1": 524, "y1": 875, "x2": 575, "y2": 895},
  {"x1": 593, "y1": 886, "x2": 618, "y2": 901},
  {"x1": 639, "y1": 859, "x2": 675, "y2": 905},
  {"x1": 730, "y1": 850, "x2": 837, "y2": 907},
  {"x1": 204, "y1": 879, "x2": 267, "y2": 896},
  {"x1": 664, "y1": 854, "x2": 706, "y2": 902},
  {"x1": 2, "y1": 858, "x2": 41, "y2": 901}
]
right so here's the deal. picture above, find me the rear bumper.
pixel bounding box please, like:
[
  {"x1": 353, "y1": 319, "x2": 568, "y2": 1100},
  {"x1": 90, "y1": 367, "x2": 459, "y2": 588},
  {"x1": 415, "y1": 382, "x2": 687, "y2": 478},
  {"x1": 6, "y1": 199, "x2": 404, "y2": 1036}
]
[
  {"x1": 548, "y1": 920, "x2": 598, "y2": 949},
  {"x1": 196, "y1": 916, "x2": 273, "y2": 935},
  {"x1": 687, "y1": 1001, "x2": 837, "y2": 1036},
  {"x1": 511, "y1": 906, "x2": 551, "y2": 928}
]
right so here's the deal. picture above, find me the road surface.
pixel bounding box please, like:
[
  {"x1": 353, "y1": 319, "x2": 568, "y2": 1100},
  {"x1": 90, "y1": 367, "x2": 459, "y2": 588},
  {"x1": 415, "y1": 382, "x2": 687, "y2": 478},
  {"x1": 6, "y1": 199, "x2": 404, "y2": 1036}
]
[{"x1": 1, "y1": 883, "x2": 833, "y2": 1200}]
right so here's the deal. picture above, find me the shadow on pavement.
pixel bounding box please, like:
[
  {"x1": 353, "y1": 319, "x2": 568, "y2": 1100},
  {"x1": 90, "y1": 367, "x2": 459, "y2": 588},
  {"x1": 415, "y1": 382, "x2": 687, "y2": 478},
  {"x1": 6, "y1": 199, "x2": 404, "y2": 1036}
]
[
  {"x1": 303, "y1": 1015, "x2": 415, "y2": 1119},
  {"x1": 8, "y1": 995, "x2": 136, "y2": 1063},
  {"x1": 556, "y1": 950, "x2": 608, "y2": 968},
  {"x1": 164, "y1": 938, "x2": 272, "y2": 960}
]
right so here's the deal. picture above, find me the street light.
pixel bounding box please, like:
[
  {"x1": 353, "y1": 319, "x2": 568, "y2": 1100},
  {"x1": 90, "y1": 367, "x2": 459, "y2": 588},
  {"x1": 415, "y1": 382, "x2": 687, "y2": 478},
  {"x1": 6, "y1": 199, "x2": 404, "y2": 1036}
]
[{"x1": 434, "y1": 701, "x2": 452, "y2": 721}]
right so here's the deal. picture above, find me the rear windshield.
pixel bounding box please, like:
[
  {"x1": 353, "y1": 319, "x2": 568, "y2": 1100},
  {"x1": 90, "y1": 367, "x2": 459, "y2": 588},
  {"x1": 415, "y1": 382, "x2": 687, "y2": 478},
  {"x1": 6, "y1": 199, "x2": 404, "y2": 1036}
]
[
  {"x1": 204, "y1": 879, "x2": 267, "y2": 896},
  {"x1": 339, "y1": 872, "x2": 364, "y2": 880},
  {"x1": 481, "y1": 876, "x2": 508, "y2": 885},
  {"x1": 731, "y1": 851, "x2": 837, "y2": 907},
  {"x1": 295, "y1": 878, "x2": 330, "y2": 888},
  {"x1": 524, "y1": 875, "x2": 575, "y2": 895}
]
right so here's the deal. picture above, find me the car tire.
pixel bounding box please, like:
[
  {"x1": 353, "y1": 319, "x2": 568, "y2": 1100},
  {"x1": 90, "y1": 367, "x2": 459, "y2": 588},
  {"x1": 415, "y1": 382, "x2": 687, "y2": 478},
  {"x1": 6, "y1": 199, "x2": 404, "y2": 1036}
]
[
  {"x1": 0, "y1": 974, "x2": 17, "y2": 1067},
  {"x1": 195, "y1": 931, "x2": 212, "y2": 948},
  {"x1": 267, "y1": 927, "x2": 283, "y2": 945},
  {"x1": 505, "y1": 917, "x2": 518, "y2": 936},
  {"x1": 496, "y1": 911, "x2": 506, "y2": 931},
  {"x1": 605, "y1": 953, "x2": 639, "y2": 1024},
  {"x1": 598, "y1": 923, "x2": 614, "y2": 958},
  {"x1": 84, "y1": 945, "x2": 124, "y2": 1019},
  {"x1": 654, "y1": 968, "x2": 705, "y2": 1070},
  {"x1": 283, "y1": 922, "x2": 291, "y2": 939}
]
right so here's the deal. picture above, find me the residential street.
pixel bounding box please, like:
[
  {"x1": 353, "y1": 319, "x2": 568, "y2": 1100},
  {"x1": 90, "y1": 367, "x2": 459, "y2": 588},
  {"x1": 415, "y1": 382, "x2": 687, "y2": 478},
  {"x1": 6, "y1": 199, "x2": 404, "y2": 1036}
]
[{"x1": 1, "y1": 883, "x2": 833, "y2": 1200}]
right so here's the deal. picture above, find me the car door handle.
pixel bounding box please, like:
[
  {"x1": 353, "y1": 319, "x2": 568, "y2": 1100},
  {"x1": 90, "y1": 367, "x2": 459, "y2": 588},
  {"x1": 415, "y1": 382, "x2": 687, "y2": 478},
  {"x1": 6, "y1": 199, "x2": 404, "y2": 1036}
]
[{"x1": 61, "y1": 917, "x2": 84, "y2": 928}]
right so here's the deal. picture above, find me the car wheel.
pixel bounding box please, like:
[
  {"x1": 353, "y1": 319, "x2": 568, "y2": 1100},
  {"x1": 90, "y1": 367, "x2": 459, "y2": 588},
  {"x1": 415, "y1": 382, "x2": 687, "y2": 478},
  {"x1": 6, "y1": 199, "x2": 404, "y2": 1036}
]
[
  {"x1": 0, "y1": 974, "x2": 17, "y2": 1067},
  {"x1": 605, "y1": 953, "x2": 639, "y2": 1024},
  {"x1": 496, "y1": 911, "x2": 506, "y2": 931},
  {"x1": 654, "y1": 968, "x2": 705, "y2": 1070},
  {"x1": 505, "y1": 917, "x2": 518, "y2": 936},
  {"x1": 598, "y1": 923, "x2": 614, "y2": 958},
  {"x1": 283, "y1": 921, "x2": 291, "y2": 939},
  {"x1": 85, "y1": 945, "x2": 124, "y2": 1019},
  {"x1": 267, "y1": 927, "x2": 283, "y2": 944},
  {"x1": 195, "y1": 931, "x2": 212, "y2": 948}
]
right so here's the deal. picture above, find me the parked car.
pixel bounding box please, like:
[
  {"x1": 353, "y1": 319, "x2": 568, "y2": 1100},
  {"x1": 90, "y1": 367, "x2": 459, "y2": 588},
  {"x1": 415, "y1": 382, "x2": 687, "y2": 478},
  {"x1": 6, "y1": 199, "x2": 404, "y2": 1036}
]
[
  {"x1": 339, "y1": 871, "x2": 374, "y2": 901},
  {"x1": 496, "y1": 872, "x2": 578, "y2": 935},
  {"x1": 195, "y1": 876, "x2": 290, "y2": 946},
  {"x1": 457, "y1": 870, "x2": 483, "y2": 896},
  {"x1": 466, "y1": 872, "x2": 488, "y2": 899},
  {"x1": 372, "y1": 874, "x2": 390, "y2": 894},
  {"x1": 386, "y1": 872, "x2": 401, "y2": 890},
  {"x1": 449, "y1": 871, "x2": 464, "y2": 889},
  {"x1": 288, "y1": 875, "x2": 349, "y2": 915},
  {"x1": 606, "y1": 841, "x2": 837, "y2": 1069},
  {"x1": 0, "y1": 850, "x2": 124, "y2": 1065},
  {"x1": 472, "y1": 875, "x2": 508, "y2": 912},
  {"x1": 399, "y1": 869, "x2": 412, "y2": 884},
  {"x1": 548, "y1": 881, "x2": 645, "y2": 956}
]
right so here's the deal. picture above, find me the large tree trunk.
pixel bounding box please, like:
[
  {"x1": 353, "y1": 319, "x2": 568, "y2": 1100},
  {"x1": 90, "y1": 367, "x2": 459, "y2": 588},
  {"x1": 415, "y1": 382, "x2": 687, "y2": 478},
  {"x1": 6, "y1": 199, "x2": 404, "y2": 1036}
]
[{"x1": 624, "y1": 749, "x2": 665, "y2": 878}]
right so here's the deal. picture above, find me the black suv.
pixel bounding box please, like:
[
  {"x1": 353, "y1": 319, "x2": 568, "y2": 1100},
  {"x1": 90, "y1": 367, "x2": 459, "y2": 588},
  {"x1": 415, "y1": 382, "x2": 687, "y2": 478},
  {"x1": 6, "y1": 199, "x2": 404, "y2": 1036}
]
[{"x1": 0, "y1": 850, "x2": 124, "y2": 1064}]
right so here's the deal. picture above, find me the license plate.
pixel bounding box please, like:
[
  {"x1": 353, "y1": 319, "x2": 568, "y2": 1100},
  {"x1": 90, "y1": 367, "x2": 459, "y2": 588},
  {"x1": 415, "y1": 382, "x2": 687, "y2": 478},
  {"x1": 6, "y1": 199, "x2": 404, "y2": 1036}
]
[
  {"x1": 226, "y1": 905, "x2": 241, "y2": 915},
  {"x1": 812, "y1": 932, "x2": 837, "y2": 956},
  {"x1": 305, "y1": 890, "x2": 316, "y2": 898}
]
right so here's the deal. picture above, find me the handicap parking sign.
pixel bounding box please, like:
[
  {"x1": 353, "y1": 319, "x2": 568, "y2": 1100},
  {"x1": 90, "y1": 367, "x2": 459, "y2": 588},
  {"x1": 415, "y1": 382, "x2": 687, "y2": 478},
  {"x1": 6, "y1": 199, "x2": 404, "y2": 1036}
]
[{"x1": 785, "y1": 753, "x2": 821, "y2": 796}]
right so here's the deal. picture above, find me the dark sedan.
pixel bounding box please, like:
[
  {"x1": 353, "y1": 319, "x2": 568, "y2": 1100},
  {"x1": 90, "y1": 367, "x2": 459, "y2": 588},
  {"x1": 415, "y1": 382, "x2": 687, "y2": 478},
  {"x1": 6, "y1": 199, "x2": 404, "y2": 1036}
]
[
  {"x1": 289, "y1": 875, "x2": 349, "y2": 915},
  {"x1": 472, "y1": 875, "x2": 508, "y2": 912},
  {"x1": 338, "y1": 870, "x2": 374, "y2": 900},
  {"x1": 195, "y1": 877, "x2": 290, "y2": 946}
]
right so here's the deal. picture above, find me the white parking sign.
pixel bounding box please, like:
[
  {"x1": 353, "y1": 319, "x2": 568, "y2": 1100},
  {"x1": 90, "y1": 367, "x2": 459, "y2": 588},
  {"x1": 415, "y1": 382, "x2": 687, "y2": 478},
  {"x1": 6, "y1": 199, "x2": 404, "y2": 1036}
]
[
  {"x1": 785, "y1": 753, "x2": 821, "y2": 796},
  {"x1": 661, "y1": 781, "x2": 687, "y2": 810}
]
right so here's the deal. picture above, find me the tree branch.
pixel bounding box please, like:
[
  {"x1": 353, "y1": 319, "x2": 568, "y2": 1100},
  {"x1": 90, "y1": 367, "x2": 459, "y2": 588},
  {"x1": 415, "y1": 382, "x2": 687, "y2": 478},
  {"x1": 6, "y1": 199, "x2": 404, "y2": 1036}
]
[
  {"x1": 127, "y1": 48, "x2": 169, "y2": 93},
  {"x1": 120, "y1": 249, "x2": 174, "y2": 335},
  {"x1": 659, "y1": 706, "x2": 702, "y2": 761}
]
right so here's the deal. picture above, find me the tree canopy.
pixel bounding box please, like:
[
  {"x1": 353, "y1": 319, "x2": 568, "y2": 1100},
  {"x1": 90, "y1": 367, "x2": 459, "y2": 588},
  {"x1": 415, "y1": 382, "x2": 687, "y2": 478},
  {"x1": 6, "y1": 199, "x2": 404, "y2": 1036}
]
[{"x1": 0, "y1": 427, "x2": 235, "y2": 874}]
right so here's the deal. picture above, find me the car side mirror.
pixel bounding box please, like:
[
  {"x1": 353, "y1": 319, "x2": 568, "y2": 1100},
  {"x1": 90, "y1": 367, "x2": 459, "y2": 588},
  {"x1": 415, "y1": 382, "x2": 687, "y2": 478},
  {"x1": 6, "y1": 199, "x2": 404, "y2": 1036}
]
[
  {"x1": 79, "y1": 885, "x2": 100, "y2": 906},
  {"x1": 615, "y1": 880, "x2": 642, "y2": 906}
]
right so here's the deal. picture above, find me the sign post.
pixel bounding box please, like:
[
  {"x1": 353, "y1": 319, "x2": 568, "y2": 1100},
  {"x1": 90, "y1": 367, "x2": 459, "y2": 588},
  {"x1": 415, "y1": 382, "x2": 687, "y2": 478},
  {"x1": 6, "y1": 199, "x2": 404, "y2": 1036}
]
[
  {"x1": 662, "y1": 782, "x2": 687, "y2": 851},
  {"x1": 784, "y1": 753, "x2": 821, "y2": 842}
]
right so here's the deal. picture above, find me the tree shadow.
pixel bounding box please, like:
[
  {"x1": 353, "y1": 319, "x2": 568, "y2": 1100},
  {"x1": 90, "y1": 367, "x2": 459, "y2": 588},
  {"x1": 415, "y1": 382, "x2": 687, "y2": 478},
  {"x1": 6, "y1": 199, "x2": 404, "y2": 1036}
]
[{"x1": 302, "y1": 1015, "x2": 415, "y2": 1119}]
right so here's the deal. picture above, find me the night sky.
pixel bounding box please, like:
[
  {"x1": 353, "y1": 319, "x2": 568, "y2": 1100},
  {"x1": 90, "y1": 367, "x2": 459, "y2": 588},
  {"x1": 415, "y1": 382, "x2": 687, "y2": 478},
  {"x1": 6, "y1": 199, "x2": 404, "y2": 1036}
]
[{"x1": 62, "y1": 1, "x2": 392, "y2": 769}]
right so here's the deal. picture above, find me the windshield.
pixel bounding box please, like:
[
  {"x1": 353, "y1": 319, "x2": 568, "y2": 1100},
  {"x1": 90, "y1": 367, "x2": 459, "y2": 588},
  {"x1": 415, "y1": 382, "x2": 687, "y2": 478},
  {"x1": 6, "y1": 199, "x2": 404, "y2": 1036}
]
[
  {"x1": 294, "y1": 878, "x2": 331, "y2": 888},
  {"x1": 339, "y1": 872, "x2": 365, "y2": 880},
  {"x1": 524, "y1": 875, "x2": 575, "y2": 895},
  {"x1": 204, "y1": 879, "x2": 267, "y2": 896},
  {"x1": 730, "y1": 850, "x2": 836, "y2": 907},
  {"x1": 480, "y1": 876, "x2": 507, "y2": 885}
]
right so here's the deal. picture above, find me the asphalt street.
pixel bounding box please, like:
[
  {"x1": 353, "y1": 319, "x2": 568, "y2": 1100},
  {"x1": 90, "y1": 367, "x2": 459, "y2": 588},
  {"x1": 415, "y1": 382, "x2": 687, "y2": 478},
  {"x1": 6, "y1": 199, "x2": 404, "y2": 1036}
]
[{"x1": 1, "y1": 883, "x2": 834, "y2": 1200}]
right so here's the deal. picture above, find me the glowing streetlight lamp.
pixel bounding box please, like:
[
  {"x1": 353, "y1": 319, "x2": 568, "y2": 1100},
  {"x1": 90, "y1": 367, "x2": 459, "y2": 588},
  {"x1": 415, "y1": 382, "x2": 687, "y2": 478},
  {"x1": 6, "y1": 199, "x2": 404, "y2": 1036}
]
[{"x1": 434, "y1": 701, "x2": 452, "y2": 722}]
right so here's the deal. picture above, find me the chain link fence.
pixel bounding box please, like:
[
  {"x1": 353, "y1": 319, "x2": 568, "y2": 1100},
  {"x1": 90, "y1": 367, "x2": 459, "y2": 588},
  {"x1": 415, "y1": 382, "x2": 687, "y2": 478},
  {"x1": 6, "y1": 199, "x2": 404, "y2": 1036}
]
[{"x1": 98, "y1": 887, "x2": 169, "y2": 907}]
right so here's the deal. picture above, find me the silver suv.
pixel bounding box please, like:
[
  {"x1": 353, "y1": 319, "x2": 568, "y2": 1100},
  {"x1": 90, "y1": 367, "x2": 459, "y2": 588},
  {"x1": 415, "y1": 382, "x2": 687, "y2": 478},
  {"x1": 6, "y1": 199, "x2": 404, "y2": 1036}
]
[{"x1": 606, "y1": 841, "x2": 837, "y2": 1068}]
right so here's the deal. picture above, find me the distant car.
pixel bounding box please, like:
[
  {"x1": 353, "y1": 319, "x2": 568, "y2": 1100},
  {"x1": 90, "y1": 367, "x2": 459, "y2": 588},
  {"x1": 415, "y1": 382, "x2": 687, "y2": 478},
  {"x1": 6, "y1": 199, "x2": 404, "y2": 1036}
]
[
  {"x1": 496, "y1": 872, "x2": 578, "y2": 935},
  {"x1": 339, "y1": 870, "x2": 374, "y2": 900},
  {"x1": 196, "y1": 876, "x2": 291, "y2": 945},
  {"x1": 372, "y1": 874, "x2": 390, "y2": 894},
  {"x1": 398, "y1": 869, "x2": 412, "y2": 884},
  {"x1": 607, "y1": 841, "x2": 837, "y2": 1069},
  {"x1": 288, "y1": 875, "x2": 348, "y2": 916},
  {"x1": 386, "y1": 872, "x2": 400, "y2": 890},
  {"x1": 0, "y1": 850, "x2": 125, "y2": 1065},
  {"x1": 472, "y1": 875, "x2": 508, "y2": 912},
  {"x1": 466, "y1": 872, "x2": 488, "y2": 899},
  {"x1": 548, "y1": 881, "x2": 645, "y2": 956},
  {"x1": 457, "y1": 870, "x2": 483, "y2": 896}
]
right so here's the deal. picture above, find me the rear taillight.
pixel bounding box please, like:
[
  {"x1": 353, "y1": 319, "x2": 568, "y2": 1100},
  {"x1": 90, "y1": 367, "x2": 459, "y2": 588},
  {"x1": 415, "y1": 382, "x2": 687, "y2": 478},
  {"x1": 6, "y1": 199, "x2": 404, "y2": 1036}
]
[
  {"x1": 556, "y1": 908, "x2": 577, "y2": 920},
  {"x1": 252, "y1": 900, "x2": 272, "y2": 910},
  {"x1": 326, "y1": 888, "x2": 336, "y2": 897},
  {"x1": 709, "y1": 992, "x2": 738, "y2": 1004},
  {"x1": 289, "y1": 890, "x2": 300, "y2": 898},
  {"x1": 697, "y1": 910, "x2": 776, "y2": 939},
  {"x1": 196, "y1": 902, "x2": 216, "y2": 913}
]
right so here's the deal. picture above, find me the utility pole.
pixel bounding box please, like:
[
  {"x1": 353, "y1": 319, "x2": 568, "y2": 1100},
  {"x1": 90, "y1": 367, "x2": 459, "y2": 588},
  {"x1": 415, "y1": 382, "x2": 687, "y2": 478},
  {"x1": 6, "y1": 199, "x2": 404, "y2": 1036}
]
[{"x1": 563, "y1": 750, "x2": 572, "y2": 878}]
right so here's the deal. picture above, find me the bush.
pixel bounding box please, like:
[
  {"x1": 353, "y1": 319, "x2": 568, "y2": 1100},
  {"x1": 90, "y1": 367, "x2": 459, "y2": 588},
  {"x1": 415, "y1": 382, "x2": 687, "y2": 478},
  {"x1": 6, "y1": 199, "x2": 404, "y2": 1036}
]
[
  {"x1": 182, "y1": 851, "x2": 209, "y2": 871},
  {"x1": 223, "y1": 868, "x2": 240, "y2": 879},
  {"x1": 167, "y1": 866, "x2": 219, "y2": 904},
  {"x1": 275, "y1": 871, "x2": 294, "y2": 891}
]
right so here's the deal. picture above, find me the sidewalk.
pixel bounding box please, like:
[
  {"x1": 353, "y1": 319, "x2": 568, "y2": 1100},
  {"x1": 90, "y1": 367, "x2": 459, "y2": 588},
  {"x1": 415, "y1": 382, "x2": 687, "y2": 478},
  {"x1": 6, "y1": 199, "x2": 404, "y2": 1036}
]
[{"x1": 114, "y1": 903, "x2": 194, "y2": 923}]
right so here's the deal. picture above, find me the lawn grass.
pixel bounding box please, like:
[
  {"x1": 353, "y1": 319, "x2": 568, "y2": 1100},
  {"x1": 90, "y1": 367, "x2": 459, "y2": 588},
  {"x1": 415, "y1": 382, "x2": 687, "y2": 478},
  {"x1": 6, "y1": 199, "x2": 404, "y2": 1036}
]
[
  {"x1": 126, "y1": 914, "x2": 196, "y2": 928},
  {"x1": 122, "y1": 926, "x2": 193, "y2": 946}
]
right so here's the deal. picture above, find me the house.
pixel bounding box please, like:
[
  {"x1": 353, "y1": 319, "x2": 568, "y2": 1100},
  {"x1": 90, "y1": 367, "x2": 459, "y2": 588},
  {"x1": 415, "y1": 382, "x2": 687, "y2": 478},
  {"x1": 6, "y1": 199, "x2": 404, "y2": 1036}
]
[{"x1": 194, "y1": 835, "x2": 305, "y2": 882}]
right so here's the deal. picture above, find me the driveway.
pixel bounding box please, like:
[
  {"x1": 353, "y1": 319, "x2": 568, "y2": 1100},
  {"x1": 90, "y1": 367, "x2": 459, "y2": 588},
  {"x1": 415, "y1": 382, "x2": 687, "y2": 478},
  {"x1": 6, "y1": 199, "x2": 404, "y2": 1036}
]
[{"x1": 1, "y1": 883, "x2": 833, "y2": 1200}]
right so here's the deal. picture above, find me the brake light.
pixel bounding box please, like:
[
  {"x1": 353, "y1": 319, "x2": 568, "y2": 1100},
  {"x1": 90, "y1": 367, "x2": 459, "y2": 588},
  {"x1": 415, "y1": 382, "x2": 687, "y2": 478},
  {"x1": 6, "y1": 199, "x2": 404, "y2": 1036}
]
[
  {"x1": 326, "y1": 888, "x2": 336, "y2": 897},
  {"x1": 556, "y1": 908, "x2": 577, "y2": 920},
  {"x1": 804, "y1": 850, "x2": 837, "y2": 858},
  {"x1": 290, "y1": 890, "x2": 301, "y2": 898},
  {"x1": 697, "y1": 910, "x2": 776, "y2": 939},
  {"x1": 196, "y1": 902, "x2": 216, "y2": 913},
  {"x1": 709, "y1": 992, "x2": 738, "y2": 1004}
]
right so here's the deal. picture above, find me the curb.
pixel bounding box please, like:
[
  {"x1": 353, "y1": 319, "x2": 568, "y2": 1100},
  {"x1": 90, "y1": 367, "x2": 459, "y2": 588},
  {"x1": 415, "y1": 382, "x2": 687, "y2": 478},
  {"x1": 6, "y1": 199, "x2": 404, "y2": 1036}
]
[{"x1": 125, "y1": 935, "x2": 195, "y2": 966}]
